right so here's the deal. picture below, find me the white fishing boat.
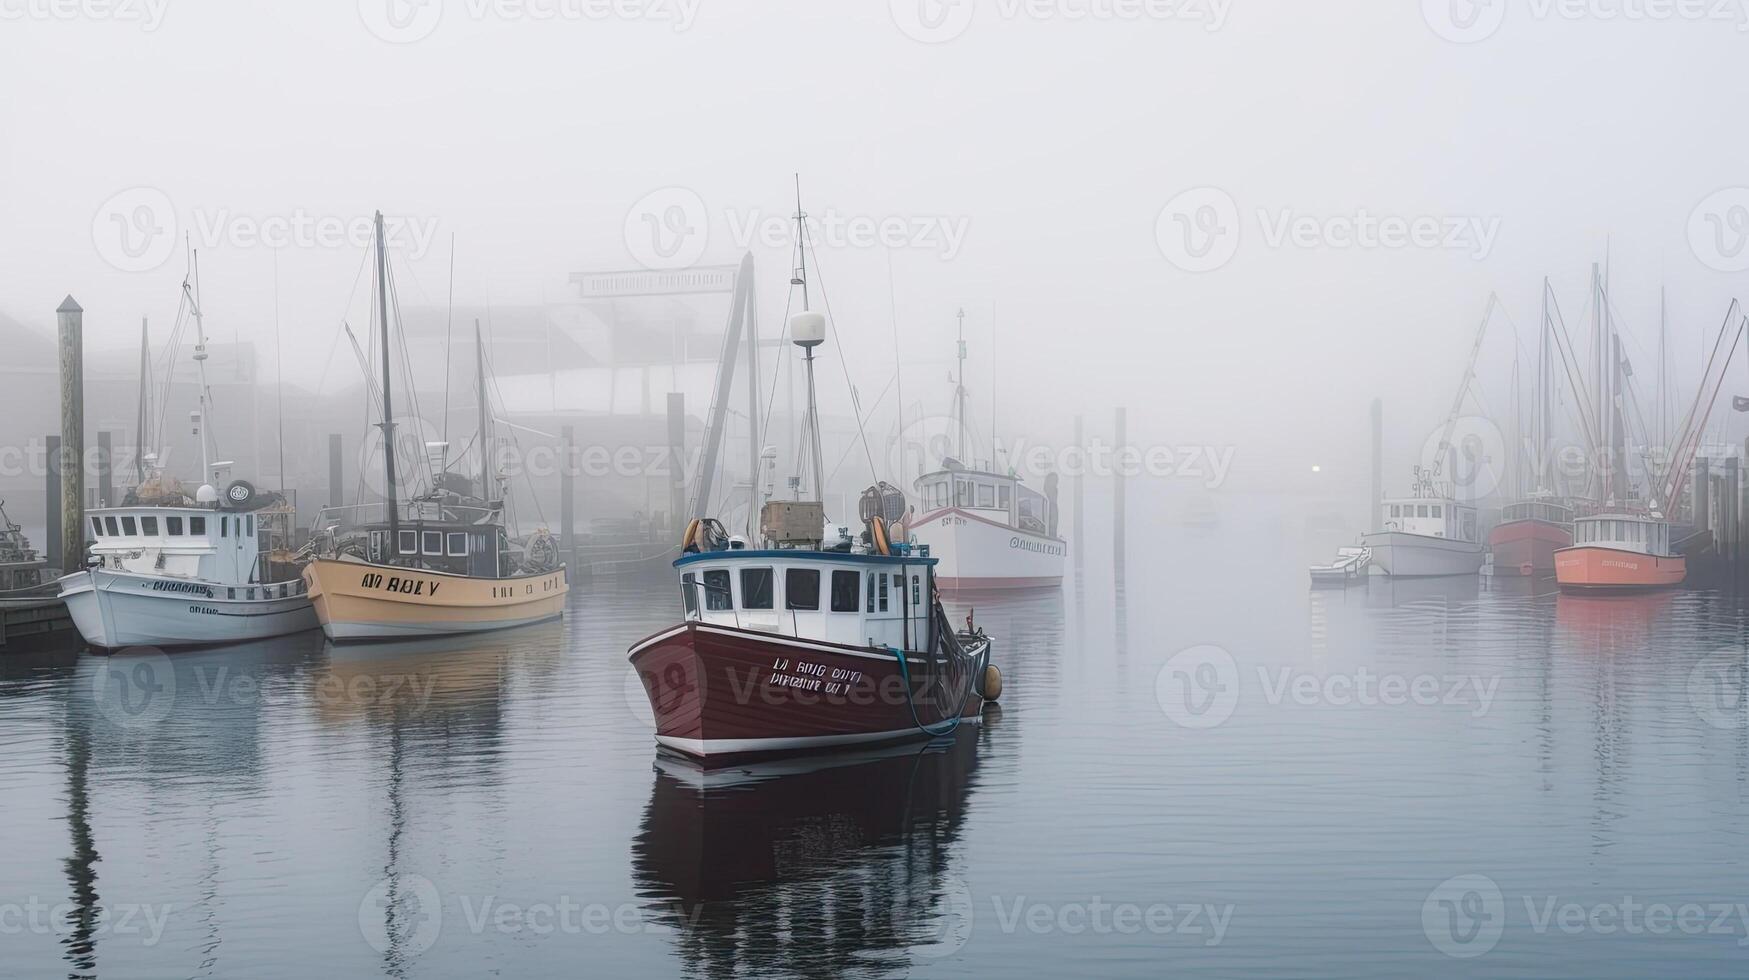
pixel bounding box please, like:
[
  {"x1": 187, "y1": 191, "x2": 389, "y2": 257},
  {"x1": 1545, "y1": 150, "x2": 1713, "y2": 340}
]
[
  {"x1": 56, "y1": 258, "x2": 317, "y2": 650},
  {"x1": 906, "y1": 310, "x2": 1065, "y2": 591},
  {"x1": 1361, "y1": 494, "x2": 1484, "y2": 577}
]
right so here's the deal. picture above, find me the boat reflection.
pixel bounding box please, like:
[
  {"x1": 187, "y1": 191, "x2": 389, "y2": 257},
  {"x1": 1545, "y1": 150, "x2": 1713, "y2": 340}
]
[
  {"x1": 633, "y1": 726, "x2": 985, "y2": 978},
  {"x1": 311, "y1": 620, "x2": 564, "y2": 726},
  {"x1": 1364, "y1": 572, "x2": 1481, "y2": 609},
  {"x1": 1554, "y1": 589, "x2": 1678, "y2": 644}
]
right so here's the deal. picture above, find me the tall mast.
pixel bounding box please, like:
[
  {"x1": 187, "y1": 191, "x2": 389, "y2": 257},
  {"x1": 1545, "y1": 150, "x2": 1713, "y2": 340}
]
[
  {"x1": 186, "y1": 247, "x2": 214, "y2": 487},
  {"x1": 1538, "y1": 277, "x2": 1550, "y2": 494},
  {"x1": 135, "y1": 317, "x2": 152, "y2": 482},
  {"x1": 744, "y1": 259, "x2": 762, "y2": 536},
  {"x1": 792, "y1": 178, "x2": 826, "y2": 504},
  {"x1": 1590, "y1": 262, "x2": 1603, "y2": 502},
  {"x1": 1658, "y1": 285, "x2": 1668, "y2": 451},
  {"x1": 374, "y1": 211, "x2": 399, "y2": 540},
  {"x1": 475, "y1": 319, "x2": 491, "y2": 501},
  {"x1": 954, "y1": 307, "x2": 968, "y2": 462}
]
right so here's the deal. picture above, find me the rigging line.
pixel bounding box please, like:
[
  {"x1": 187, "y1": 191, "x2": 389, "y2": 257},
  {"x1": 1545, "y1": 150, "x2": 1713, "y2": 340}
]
[
  {"x1": 801, "y1": 218, "x2": 881, "y2": 486},
  {"x1": 313, "y1": 243, "x2": 375, "y2": 397},
  {"x1": 385, "y1": 252, "x2": 436, "y2": 495},
  {"x1": 1546, "y1": 287, "x2": 1602, "y2": 452},
  {"x1": 274, "y1": 248, "x2": 286, "y2": 493},
  {"x1": 479, "y1": 340, "x2": 548, "y2": 527},
  {"x1": 886, "y1": 249, "x2": 906, "y2": 489},
  {"x1": 441, "y1": 233, "x2": 456, "y2": 455},
  {"x1": 825, "y1": 369, "x2": 901, "y2": 484}
]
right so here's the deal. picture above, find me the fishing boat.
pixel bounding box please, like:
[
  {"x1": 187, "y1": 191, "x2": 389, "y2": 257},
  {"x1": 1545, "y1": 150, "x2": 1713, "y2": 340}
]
[
  {"x1": 1489, "y1": 497, "x2": 1573, "y2": 576},
  {"x1": 907, "y1": 311, "x2": 1065, "y2": 591},
  {"x1": 302, "y1": 212, "x2": 568, "y2": 641},
  {"x1": 628, "y1": 191, "x2": 996, "y2": 763},
  {"x1": 1554, "y1": 514, "x2": 1686, "y2": 591},
  {"x1": 57, "y1": 261, "x2": 318, "y2": 650},
  {"x1": 1308, "y1": 546, "x2": 1370, "y2": 586}
]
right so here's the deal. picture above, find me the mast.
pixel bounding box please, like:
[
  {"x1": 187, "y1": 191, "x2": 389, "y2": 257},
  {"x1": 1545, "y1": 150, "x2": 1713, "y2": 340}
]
[
  {"x1": 374, "y1": 211, "x2": 399, "y2": 541},
  {"x1": 744, "y1": 258, "x2": 762, "y2": 536},
  {"x1": 954, "y1": 307, "x2": 968, "y2": 462},
  {"x1": 186, "y1": 249, "x2": 215, "y2": 487},
  {"x1": 1590, "y1": 262, "x2": 1603, "y2": 502},
  {"x1": 1658, "y1": 286, "x2": 1668, "y2": 452},
  {"x1": 1537, "y1": 277, "x2": 1550, "y2": 494},
  {"x1": 135, "y1": 317, "x2": 152, "y2": 482},
  {"x1": 475, "y1": 320, "x2": 491, "y2": 501},
  {"x1": 792, "y1": 178, "x2": 826, "y2": 505}
]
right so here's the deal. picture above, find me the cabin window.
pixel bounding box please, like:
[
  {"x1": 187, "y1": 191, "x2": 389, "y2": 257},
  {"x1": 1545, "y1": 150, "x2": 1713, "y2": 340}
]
[
  {"x1": 447, "y1": 532, "x2": 468, "y2": 556},
  {"x1": 956, "y1": 480, "x2": 971, "y2": 507},
  {"x1": 90, "y1": 517, "x2": 102, "y2": 537},
  {"x1": 912, "y1": 575, "x2": 922, "y2": 605},
  {"x1": 398, "y1": 530, "x2": 418, "y2": 554},
  {"x1": 1431, "y1": 505, "x2": 1442, "y2": 519},
  {"x1": 422, "y1": 531, "x2": 443, "y2": 556},
  {"x1": 681, "y1": 572, "x2": 699, "y2": 617},
  {"x1": 977, "y1": 484, "x2": 995, "y2": 508},
  {"x1": 167, "y1": 517, "x2": 183, "y2": 535},
  {"x1": 702, "y1": 569, "x2": 732, "y2": 610},
  {"x1": 141, "y1": 516, "x2": 158, "y2": 536},
  {"x1": 785, "y1": 568, "x2": 820, "y2": 610},
  {"x1": 867, "y1": 572, "x2": 877, "y2": 612},
  {"x1": 190, "y1": 516, "x2": 206, "y2": 535},
  {"x1": 999, "y1": 485, "x2": 1011, "y2": 509},
  {"x1": 120, "y1": 516, "x2": 136, "y2": 536},
  {"x1": 878, "y1": 573, "x2": 889, "y2": 612},
  {"x1": 104, "y1": 516, "x2": 119, "y2": 536},
  {"x1": 740, "y1": 568, "x2": 774, "y2": 610},
  {"x1": 831, "y1": 570, "x2": 860, "y2": 612},
  {"x1": 220, "y1": 517, "x2": 229, "y2": 538}
]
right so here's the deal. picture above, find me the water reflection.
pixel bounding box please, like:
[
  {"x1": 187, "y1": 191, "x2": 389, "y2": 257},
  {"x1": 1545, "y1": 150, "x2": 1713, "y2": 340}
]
[{"x1": 632, "y1": 727, "x2": 985, "y2": 978}]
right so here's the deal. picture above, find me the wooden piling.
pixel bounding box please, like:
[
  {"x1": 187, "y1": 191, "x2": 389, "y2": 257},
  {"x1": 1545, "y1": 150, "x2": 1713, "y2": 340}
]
[
  {"x1": 57, "y1": 297, "x2": 84, "y2": 575},
  {"x1": 97, "y1": 431, "x2": 113, "y2": 507},
  {"x1": 667, "y1": 393, "x2": 686, "y2": 535},
  {"x1": 327, "y1": 434, "x2": 343, "y2": 508},
  {"x1": 44, "y1": 434, "x2": 62, "y2": 573}
]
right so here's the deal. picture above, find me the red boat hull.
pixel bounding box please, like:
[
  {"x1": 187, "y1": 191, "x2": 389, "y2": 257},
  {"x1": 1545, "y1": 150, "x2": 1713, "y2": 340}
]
[
  {"x1": 628, "y1": 621, "x2": 985, "y2": 762},
  {"x1": 1489, "y1": 518, "x2": 1572, "y2": 575},
  {"x1": 1554, "y1": 545, "x2": 1686, "y2": 592}
]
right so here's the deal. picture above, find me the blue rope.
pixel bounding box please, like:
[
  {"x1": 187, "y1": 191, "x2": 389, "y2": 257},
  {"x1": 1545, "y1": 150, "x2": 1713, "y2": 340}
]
[{"x1": 886, "y1": 629, "x2": 988, "y2": 739}]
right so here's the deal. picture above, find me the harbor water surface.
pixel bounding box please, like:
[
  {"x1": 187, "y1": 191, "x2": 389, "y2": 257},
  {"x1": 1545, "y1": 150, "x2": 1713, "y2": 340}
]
[{"x1": 5, "y1": 497, "x2": 1749, "y2": 978}]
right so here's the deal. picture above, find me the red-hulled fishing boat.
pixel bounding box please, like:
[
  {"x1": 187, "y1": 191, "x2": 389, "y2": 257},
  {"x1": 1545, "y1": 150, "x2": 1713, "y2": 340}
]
[
  {"x1": 1554, "y1": 514, "x2": 1686, "y2": 592},
  {"x1": 628, "y1": 185, "x2": 996, "y2": 763},
  {"x1": 1489, "y1": 498, "x2": 1573, "y2": 575}
]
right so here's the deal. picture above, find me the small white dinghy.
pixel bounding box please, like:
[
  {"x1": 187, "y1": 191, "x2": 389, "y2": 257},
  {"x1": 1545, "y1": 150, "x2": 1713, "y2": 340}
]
[{"x1": 1309, "y1": 546, "x2": 1371, "y2": 586}]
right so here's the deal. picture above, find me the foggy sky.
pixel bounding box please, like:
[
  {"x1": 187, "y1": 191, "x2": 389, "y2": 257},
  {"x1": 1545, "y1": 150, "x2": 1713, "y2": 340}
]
[{"x1": 5, "y1": 0, "x2": 1749, "y2": 497}]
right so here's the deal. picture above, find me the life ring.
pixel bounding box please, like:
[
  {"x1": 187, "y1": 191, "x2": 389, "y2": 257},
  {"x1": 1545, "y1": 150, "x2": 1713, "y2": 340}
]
[
  {"x1": 871, "y1": 516, "x2": 891, "y2": 556},
  {"x1": 680, "y1": 517, "x2": 701, "y2": 553}
]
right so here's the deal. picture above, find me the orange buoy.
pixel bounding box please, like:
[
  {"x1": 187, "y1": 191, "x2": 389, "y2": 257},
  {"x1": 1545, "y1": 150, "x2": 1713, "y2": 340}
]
[
  {"x1": 680, "y1": 517, "x2": 701, "y2": 553},
  {"x1": 871, "y1": 516, "x2": 891, "y2": 556},
  {"x1": 981, "y1": 664, "x2": 1003, "y2": 702}
]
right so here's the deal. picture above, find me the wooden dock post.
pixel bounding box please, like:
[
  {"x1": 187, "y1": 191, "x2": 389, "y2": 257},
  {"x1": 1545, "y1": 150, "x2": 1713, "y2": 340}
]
[
  {"x1": 1114, "y1": 406, "x2": 1127, "y2": 583},
  {"x1": 560, "y1": 424, "x2": 576, "y2": 564},
  {"x1": 1695, "y1": 457, "x2": 1711, "y2": 540},
  {"x1": 667, "y1": 393, "x2": 686, "y2": 535},
  {"x1": 44, "y1": 434, "x2": 62, "y2": 573},
  {"x1": 57, "y1": 296, "x2": 84, "y2": 576},
  {"x1": 1727, "y1": 456, "x2": 1742, "y2": 569},
  {"x1": 327, "y1": 434, "x2": 343, "y2": 508}
]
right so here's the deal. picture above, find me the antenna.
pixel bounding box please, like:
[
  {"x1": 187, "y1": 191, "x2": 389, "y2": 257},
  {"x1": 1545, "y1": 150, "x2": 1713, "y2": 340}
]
[{"x1": 789, "y1": 176, "x2": 827, "y2": 504}]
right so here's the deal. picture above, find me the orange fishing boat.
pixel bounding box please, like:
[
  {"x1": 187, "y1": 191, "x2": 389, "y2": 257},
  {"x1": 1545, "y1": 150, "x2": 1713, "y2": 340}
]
[
  {"x1": 1488, "y1": 498, "x2": 1573, "y2": 575},
  {"x1": 1553, "y1": 515, "x2": 1685, "y2": 592}
]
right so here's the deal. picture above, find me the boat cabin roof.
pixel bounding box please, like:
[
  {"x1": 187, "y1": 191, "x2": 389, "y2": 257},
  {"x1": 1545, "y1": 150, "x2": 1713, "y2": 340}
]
[{"x1": 675, "y1": 548, "x2": 936, "y2": 569}]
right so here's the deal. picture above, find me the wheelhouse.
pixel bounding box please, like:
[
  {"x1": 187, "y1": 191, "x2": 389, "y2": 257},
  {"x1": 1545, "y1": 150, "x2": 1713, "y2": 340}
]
[
  {"x1": 1380, "y1": 496, "x2": 1478, "y2": 543},
  {"x1": 312, "y1": 503, "x2": 509, "y2": 578},
  {"x1": 676, "y1": 551, "x2": 938, "y2": 653},
  {"x1": 915, "y1": 466, "x2": 1051, "y2": 535},
  {"x1": 84, "y1": 505, "x2": 287, "y2": 587},
  {"x1": 1571, "y1": 515, "x2": 1672, "y2": 557},
  {"x1": 1502, "y1": 499, "x2": 1573, "y2": 526}
]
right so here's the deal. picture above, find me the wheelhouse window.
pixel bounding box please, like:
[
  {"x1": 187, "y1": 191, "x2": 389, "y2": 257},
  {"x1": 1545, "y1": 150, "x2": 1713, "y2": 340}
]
[
  {"x1": 167, "y1": 517, "x2": 183, "y2": 535},
  {"x1": 422, "y1": 531, "x2": 443, "y2": 556},
  {"x1": 447, "y1": 532, "x2": 468, "y2": 556},
  {"x1": 878, "y1": 573, "x2": 889, "y2": 612},
  {"x1": 785, "y1": 568, "x2": 820, "y2": 610},
  {"x1": 977, "y1": 484, "x2": 996, "y2": 508},
  {"x1": 740, "y1": 567, "x2": 775, "y2": 610},
  {"x1": 90, "y1": 517, "x2": 102, "y2": 537},
  {"x1": 912, "y1": 574, "x2": 922, "y2": 606},
  {"x1": 1431, "y1": 505, "x2": 1442, "y2": 519},
  {"x1": 120, "y1": 516, "x2": 137, "y2": 536},
  {"x1": 999, "y1": 485, "x2": 1011, "y2": 509},
  {"x1": 867, "y1": 572, "x2": 877, "y2": 612},
  {"x1": 220, "y1": 516, "x2": 229, "y2": 537},
  {"x1": 702, "y1": 569, "x2": 732, "y2": 611},
  {"x1": 398, "y1": 530, "x2": 418, "y2": 554},
  {"x1": 141, "y1": 516, "x2": 158, "y2": 536},
  {"x1": 956, "y1": 480, "x2": 970, "y2": 507},
  {"x1": 246, "y1": 515, "x2": 255, "y2": 536},
  {"x1": 831, "y1": 570, "x2": 860, "y2": 612},
  {"x1": 681, "y1": 572, "x2": 699, "y2": 617},
  {"x1": 104, "y1": 517, "x2": 119, "y2": 536},
  {"x1": 190, "y1": 516, "x2": 206, "y2": 535}
]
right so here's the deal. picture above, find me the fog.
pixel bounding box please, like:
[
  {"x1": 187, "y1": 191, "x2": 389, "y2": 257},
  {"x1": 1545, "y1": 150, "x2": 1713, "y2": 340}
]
[{"x1": 6, "y1": 0, "x2": 1749, "y2": 527}]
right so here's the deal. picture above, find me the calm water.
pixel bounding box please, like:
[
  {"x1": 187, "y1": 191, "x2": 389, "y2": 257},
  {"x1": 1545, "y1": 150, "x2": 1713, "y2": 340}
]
[{"x1": 6, "y1": 497, "x2": 1749, "y2": 978}]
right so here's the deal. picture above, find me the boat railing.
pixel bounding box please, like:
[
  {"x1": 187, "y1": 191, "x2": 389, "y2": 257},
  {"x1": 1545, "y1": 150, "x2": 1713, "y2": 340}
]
[{"x1": 312, "y1": 500, "x2": 502, "y2": 532}]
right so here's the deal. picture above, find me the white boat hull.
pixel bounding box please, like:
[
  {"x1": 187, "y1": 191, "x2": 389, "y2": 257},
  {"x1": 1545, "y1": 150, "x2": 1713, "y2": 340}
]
[
  {"x1": 57, "y1": 568, "x2": 319, "y2": 650},
  {"x1": 908, "y1": 508, "x2": 1066, "y2": 590},
  {"x1": 1359, "y1": 531, "x2": 1484, "y2": 578}
]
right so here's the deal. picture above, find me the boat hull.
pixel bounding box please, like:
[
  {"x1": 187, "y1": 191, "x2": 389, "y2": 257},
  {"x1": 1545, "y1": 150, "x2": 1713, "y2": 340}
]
[
  {"x1": 56, "y1": 569, "x2": 318, "y2": 650},
  {"x1": 1489, "y1": 518, "x2": 1572, "y2": 575},
  {"x1": 627, "y1": 621, "x2": 988, "y2": 763},
  {"x1": 1554, "y1": 545, "x2": 1686, "y2": 592},
  {"x1": 302, "y1": 558, "x2": 567, "y2": 641},
  {"x1": 1359, "y1": 530, "x2": 1484, "y2": 577},
  {"x1": 907, "y1": 507, "x2": 1065, "y2": 590}
]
